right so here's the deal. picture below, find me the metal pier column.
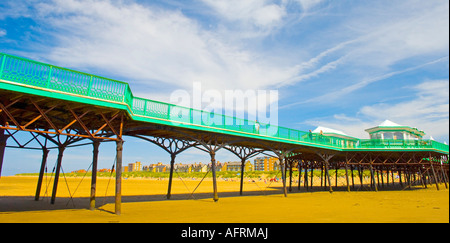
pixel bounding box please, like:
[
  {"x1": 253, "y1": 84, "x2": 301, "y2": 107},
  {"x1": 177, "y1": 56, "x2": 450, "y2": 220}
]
[{"x1": 115, "y1": 140, "x2": 123, "y2": 215}]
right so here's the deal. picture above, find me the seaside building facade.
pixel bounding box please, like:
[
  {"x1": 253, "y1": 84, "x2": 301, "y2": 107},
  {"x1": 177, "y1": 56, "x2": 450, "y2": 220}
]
[
  {"x1": 222, "y1": 161, "x2": 253, "y2": 172},
  {"x1": 128, "y1": 161, "x2": 142, "y2": 172},
  {"x1": 171, "y1": 163, "x2": 208, "y2": 173},
  {"x1": 254, "y1": 156, "x2": 279, "y2": 171},
  {"x1": 144, "y1": 162, "x2": 167, "y2": 172}
]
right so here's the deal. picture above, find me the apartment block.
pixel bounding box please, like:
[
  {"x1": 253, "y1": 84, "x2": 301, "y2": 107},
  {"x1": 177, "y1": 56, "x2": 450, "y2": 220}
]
[{"x1": 253, "y1": 156, "x2": 279, "y2": 171}]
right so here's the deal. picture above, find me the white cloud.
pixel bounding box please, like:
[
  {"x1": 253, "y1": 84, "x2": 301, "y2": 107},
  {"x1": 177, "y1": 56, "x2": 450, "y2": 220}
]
[
  {"x1": 342, "y1": 1, "x2": 449, "y2": 68},
  {"x1": 0, "y1": 28, "x2": 6, "y2": 37},
  {"x1": 6, "y1": 0, "x2": 446, "y2": 96},
  {"x1": 278, "y1": 54, "x2": 348, "y2": 89},
  {"x1": 305, "y1": 80, "x2": 449, "y2": 142},
  {"x1": 200, "y1": 0, "x2": 286, "y2": 29},
  {"x1": 360, "y1": 80, "x2": 449, "y2": 122},
  {"x1": 21, "y1": 0, "x2": 299, "y2": 95},
  {"x1": 295, "y1": 0, "x2": 324, "y2": 12},
  {"x1": 282, "y1": 56, "x2": 448, "y2": 108},
  {"x1": 278, "y1": 1, "x2": 449, "y2": 110}
]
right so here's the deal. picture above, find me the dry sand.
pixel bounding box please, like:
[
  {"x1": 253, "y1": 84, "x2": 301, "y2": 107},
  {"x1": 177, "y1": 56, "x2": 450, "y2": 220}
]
[{"x1": 0, "y1": 176, "x2": 448, "y2": 223}]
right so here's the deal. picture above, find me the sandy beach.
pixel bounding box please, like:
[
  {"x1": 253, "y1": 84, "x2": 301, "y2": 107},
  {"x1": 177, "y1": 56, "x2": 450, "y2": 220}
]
[{"x1": 0, "y1": 175, "x2": 448, "y2": 223}]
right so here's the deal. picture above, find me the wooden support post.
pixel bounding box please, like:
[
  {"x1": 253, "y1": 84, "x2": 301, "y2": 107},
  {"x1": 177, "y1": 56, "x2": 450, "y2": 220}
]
[
  {"x1": 240, "y1": 158, "x2": 245, "y2": 196},
  {"x1": 210, "y1": 151, "x2": 219, "y2": 202},
  {"x1": 405, "y1": 166, "x2": 411, "y2": 189},
  {"x1": 51, "y1": 145, "x2": 65, "y2": 204},
  {"x1": 392, "y1": 169, "x2": 395, "y2": 187},
  {"x1": 429, "y1": 155, "x2": 440, "y2": 191},
  {"x1": 267, "y1": 149, "x2": 294, "y2": 197},
  {"x1": 317, "y1": 153, "x2": 335, "y2": 193},
  {"x1": 0, "y1": 129, "x2": 8, "y2": 179},
  {"x1": 344, "y1": 161, "x2": 350, "y2": 192},
  {"x1": 115, "y1": 140, "x2": 123, "y2": 215},
  {"x1": 426, "y1": 169, "x2": 432, "y2": 187},
  {"x1": 284, "y1": 159, "x2": 288, "y2": 189},
  {"x1": 386, "y1": 167, "x2": 389, "y2": 186},
  {"x1": 324, "y1": 161, "x2": 333, "y2": 193},
  {"x1": 351, "y1": 165, "x2": 355, "y2": 190},
  {"x1": 196, "y1": 138, "x2": 225, "y2": 202},
  {"x1": 369, "y1": 165, "x2": 378, "y2": 192},
  {"x1": 35, "y1": 148, "x2": 49, "y2": 201},
  {"x1": 440, "y1": 163, "x2": 448, "y2": 189},
  {"x1": 298, "y1": 160, "x2": 302, "y2": 191},
  {"x1": 304, "y1": 161, "x2": 309, "y2": 191},
  {"x1": 289, "y1": 159, "x2": 293, "y2": 192},
  {"x1": 279, "y1": 155, "x2": 287, "y2": 197},
  {"x1": 358, "y1": 166, "x2": 363, "y2": 189},
  {"x1": 167, "y1": 153, "x2": 176, "y2": 199},
  {"x1": 376, "y1": 168, "x2": 381, "y2": 189},
  {"x1": 90, "y1": 140, "x2": 100, "y2": 210},
  {"x1": 368, "y1": 154, "x2": 378, "y2": 192},
  {"x1": 335, "y1": 166, "x2": 338, "y2": 187},
  {"x1": 418, "y1": 167, "x2": 426, "y2": 188},
  {"x1": 418, "y1": 168, "x2": 424, "y2": 187},
  {"x1": 320, "y1": 163, "x2": 323, "y2": 188}
]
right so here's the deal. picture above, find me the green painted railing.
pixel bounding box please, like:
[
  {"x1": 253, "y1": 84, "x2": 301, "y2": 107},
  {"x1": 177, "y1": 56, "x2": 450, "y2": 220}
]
[
  {"x1": 359, "y1": 139, "x2": 449, "y2": 152},
  {"x1": 0, "y1": 52, "x2": 448, "y2": 154}
]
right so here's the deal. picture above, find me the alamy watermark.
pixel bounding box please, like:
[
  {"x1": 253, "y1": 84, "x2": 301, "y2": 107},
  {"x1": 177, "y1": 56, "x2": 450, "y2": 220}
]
[{"x1": 169, "y1": 82, "x2": 279, "y2": 136}]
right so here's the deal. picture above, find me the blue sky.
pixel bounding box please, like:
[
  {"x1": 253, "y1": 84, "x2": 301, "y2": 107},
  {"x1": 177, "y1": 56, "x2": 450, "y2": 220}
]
[{"x1": 0, "y1": 0, "x2": 448, "y2": 175}]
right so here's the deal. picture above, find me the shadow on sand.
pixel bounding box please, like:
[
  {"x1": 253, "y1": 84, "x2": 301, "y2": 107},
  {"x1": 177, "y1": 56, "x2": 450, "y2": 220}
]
[{"x1": 0, "y1": 183, "x2": 427, "y2": 214}]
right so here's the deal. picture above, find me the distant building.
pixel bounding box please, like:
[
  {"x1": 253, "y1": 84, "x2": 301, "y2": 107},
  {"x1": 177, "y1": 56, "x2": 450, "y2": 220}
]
[
  {"x1": 254, "y1": 156, "x2": 279, "y2": 171},
  {"x1": 128, "y1": 161, "x2": 142, "y2": 172},
  {"x1": 173, "y1": 162, "x2": 208, "y2": 173},
  {"x1": 173, "y1": 163, "x2": 190, "y2": 173},
  {"x1": 144, "y1": 162, "x2": 167, "y2": 172},
  {"x1": 219, "y1": 162, "x2": 226, "y2": 171},
  {"x1": 223, "y1": 161, "x2": 253, "y2": 172},
  {"x1": 254, "y1": 157, "x2": 265, "y2": 171},
  {"x1": 191, "y1": 162, "x2": 208, "y2": 172}
]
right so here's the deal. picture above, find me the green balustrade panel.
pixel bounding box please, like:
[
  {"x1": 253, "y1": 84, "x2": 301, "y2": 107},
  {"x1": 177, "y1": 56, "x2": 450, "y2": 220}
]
[
  {"x1": 89, "y1": 76, "x2": 127, "y2": 102},
  {"x1": 132, "y1": 97, "x2": 147, "y2": 116},
  {"x1": 173, "y1": 106, "x2": 192, "y2": 124},
  {"x1": 49, "y1": 67, "x2": 91, "y2": 96},
  {"x1": 358, "y1": 139, "x2": 449, "y2": 153},
  {"x1": 0, "y1": 54, "x2": 50, "y2": 88},
  {"x1": 431, "y1": 140, "x2": 449, "y2": 153},
  {"x1": 145, "y1": 100, "x2": 170, "y2": 119},
  {"x1": 1, "y1": 52, "x2": 448, "y2": 154},
  {"x1": 288, "y1": 129, "x2": 300, "y2": 141}
]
